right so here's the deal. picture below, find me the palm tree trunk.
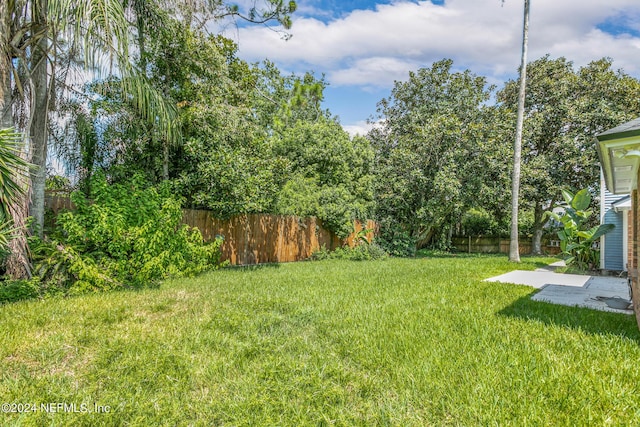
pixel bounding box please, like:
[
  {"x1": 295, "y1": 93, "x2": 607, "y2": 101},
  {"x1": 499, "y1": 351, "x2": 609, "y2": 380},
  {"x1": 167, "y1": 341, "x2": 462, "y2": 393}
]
[
  {"x1": 28, "y1": 0, "x2": 49, "y2": 236},
  {"x1": 509, "y1": 0, "x2": 530, "y2": 262},
  {"x1": 0, "y1": 0, "x2": 13, "y2": 129},
  {"x1": 1, "y1": 2, "x2": 30, "y2": 279}
]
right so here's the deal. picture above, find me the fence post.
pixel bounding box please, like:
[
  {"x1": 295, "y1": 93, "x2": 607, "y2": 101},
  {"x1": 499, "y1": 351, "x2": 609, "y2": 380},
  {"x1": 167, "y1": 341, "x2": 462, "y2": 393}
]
[{"x1": 468, "y1": 235, "x2": 471, "y2": 254}]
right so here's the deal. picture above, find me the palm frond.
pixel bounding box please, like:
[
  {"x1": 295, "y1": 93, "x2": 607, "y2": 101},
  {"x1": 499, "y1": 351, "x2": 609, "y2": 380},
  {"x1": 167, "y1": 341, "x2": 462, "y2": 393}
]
[
  {"x1": 49, "y1": 0, "x2": 180, "y2": 144},
  {"x1": 0, "y1": 128, "x2": 29, "y2": 218}
]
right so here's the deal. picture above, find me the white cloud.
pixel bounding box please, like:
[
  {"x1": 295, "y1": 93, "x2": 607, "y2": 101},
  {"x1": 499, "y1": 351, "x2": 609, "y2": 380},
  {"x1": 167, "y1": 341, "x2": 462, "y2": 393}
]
[
  {"x1": 342, "y1": 119, "x2": 381, "y2": 137},
  {"x1": 330, "y1": 57, "x2": 421, "y2": 87},
  {"x1": 234, "y1": 0, "x2": 640, "y2": 85},
  {"x1": 226, "y1": 0, "x2": 640, "y2": 126}
]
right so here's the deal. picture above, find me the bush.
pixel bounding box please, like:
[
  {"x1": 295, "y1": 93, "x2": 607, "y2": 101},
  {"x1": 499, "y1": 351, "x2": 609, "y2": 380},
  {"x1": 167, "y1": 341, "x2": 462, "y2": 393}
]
[
  {"x1": 376, "y1": 229, "x2": 416, "y2": 258},
  {"x1": 461, "y1": 208, "x2": 507, "y2": 236},
  {"x1": 0, "y1": 278, "x2": 40, "y2": 304},
  {"x1": 30, "y1": 174, "x2": 224, "y2": 296},
  {"x1": 310, "y1": 243, "x2": 388, "y2": 261}
]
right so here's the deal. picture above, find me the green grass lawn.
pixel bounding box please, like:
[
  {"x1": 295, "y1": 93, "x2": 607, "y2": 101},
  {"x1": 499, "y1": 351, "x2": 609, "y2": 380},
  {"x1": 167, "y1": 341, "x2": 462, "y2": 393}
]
[{"x1": 1, "y1": 254, "x2": 639, "y2": 426}]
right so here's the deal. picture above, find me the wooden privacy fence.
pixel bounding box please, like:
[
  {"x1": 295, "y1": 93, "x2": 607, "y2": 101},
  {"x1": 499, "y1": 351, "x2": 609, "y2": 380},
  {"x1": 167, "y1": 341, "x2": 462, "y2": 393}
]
[
  {"x1": 45, "y1": 192, "x2": 75, "y2": 213},
  {"x1": 182, "y1": 210, "x2": 376, "y2": 265},
  {"x1": 44, "y1": 192, "x2": 376, "y2": 265},
  {"x1": 451, "y1": 236, "x2": 561, "y2": 255}
]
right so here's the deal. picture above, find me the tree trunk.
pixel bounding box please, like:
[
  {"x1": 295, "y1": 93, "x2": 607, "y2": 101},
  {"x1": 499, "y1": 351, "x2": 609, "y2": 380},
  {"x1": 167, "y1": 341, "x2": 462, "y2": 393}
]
[
  {"x1": 28, "y1": 0, "x2": 49, "y2": 236},
  {"x1": 531, "y1": 202, "x2": 544, "y2": 255},
  {"x1": 1, "y1": 2, "x2": 31, "y2": 279},
  {"x1": 0, "y1": 0, "x2": 12, "y2": 128},
  {"x1": 509, "y1": 0, "x2": 530, "y2": 262},
  {"x1": 532, "y1": 228, "x2": 543, "y2": 255}
]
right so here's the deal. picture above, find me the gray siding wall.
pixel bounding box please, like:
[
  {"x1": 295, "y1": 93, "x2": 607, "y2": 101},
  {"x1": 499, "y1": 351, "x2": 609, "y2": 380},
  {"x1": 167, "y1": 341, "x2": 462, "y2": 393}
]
[{"x1": 603, "y1": 190, "x2": 624, "y2": 271}]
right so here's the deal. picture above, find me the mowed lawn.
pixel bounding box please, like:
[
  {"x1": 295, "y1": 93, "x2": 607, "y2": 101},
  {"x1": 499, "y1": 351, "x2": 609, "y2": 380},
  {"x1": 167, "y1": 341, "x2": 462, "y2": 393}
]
[{"x1": 1, "y1": 255, "x2": 639, "y2": 426}]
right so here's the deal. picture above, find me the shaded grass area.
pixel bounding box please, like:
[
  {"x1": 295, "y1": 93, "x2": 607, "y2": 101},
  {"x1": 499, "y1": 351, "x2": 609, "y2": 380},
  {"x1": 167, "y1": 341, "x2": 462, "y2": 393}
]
[{"x1": 1, "y1": 255, "x2": 639, "y2": 425}]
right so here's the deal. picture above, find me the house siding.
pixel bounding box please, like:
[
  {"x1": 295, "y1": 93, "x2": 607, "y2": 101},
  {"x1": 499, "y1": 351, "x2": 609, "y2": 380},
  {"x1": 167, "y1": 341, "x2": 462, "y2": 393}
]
[
  {"x1": 625, "y1": 210, "x2": 634, "y2": 271},
  {"x1": 603, "y1": 190, "x2": 625, "y2": 271}
]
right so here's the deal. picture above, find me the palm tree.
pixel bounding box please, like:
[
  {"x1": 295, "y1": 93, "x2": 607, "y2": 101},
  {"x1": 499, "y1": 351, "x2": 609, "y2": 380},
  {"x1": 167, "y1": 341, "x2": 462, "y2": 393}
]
[
  {"x1": 509, "y1": 0, "x2": 530, "y2": 262},
  {"x1": 0, "y1": 0, "x2": 179, "y2": 277},
  {"x1": 1, "y1": 0, "x2": 297, "y2": 278}
]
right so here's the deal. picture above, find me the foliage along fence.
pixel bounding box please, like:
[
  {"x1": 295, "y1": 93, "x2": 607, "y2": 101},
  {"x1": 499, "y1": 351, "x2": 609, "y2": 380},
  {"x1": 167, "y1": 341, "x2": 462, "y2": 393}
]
[
  {"x1": 182, "y1": 211, "x2": 375, "y2": 265},
  {"x1": 451, "y1": 236, "x2": 561, "y2": 255},
  {"x1": 45, "y1": 192, "x2": 376, "y2": 265}
]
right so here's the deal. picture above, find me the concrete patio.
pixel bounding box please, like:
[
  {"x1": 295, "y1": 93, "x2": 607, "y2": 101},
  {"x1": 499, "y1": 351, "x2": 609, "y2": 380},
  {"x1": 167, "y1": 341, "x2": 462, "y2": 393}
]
[{"x1": 485, "y1": 262, "x2": 633, "y2": 315}]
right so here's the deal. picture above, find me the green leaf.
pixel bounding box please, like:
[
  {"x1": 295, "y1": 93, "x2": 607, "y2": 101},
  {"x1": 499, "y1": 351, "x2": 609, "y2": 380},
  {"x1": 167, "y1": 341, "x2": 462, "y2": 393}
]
[
  {"x1": 566, "y1": 243, "x2": 582, "y2": 252},
  {"x1": 572, "y1": 189, "x2": 591, "y2": 211},
  {"x1": 576, "y1": 230, "x2": 591, "y2": 239},
  {"x1": 586, "y1": 223, "x2": 615, "y2": 243},
  {"x1": 560, "y1": 240, "x2": 567, "y2": 252},
  {"x1": 561, "y1": 189, "x2": 574, "y2": 205},
  {"x1": 545, "y1": 211, "x2": 561, "y2": 221}
]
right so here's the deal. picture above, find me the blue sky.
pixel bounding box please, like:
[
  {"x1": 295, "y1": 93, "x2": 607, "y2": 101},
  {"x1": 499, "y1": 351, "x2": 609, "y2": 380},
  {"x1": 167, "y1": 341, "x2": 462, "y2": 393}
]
[{"x1": 225, "y1": 0, "x2": 640, "y2": 135}]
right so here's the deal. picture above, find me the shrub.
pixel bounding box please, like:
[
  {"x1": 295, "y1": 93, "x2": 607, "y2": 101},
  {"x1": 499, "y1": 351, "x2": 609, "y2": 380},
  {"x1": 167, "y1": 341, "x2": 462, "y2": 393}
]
[
  {"x1": 376, "y1": 228, "x2": 416, "y2": 258},
  {"x1": 461, "y1": 208, "x2": 508, "y2": 236},
  {"x1": 30, "y1": 174, "x2": 224, "y2": 295},
  {"x1": 310, "y1": 243, "x2": 387, "y2": 261},
  {"x1": 349, "y1": 242, "x2": 388, "y2": 261},
  {"x1": 0, "y1": 277, "x2": 40, "y2": 304}
]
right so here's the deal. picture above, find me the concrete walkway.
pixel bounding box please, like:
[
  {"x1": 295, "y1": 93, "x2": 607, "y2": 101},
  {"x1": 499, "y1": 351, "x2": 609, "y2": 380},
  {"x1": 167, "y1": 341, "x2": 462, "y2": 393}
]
[{"x1": 485, "y1": 263, "x2": 633, "y2": 314}]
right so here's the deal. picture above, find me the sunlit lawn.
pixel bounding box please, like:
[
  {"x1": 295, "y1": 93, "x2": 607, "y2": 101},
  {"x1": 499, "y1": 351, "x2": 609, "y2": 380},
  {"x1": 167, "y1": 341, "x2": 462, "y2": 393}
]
[{"x1": 1, "y1": 254, "x2": 639, "y2": 426}]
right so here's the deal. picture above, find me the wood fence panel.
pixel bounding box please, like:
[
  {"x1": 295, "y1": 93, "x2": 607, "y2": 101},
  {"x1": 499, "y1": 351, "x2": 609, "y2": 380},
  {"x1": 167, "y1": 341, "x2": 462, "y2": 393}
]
[
  {"x1": 45, "y1": 193, "x2": 76, "y2": 214},
  {"x1": 184, "y1": 212, "x2": 373, "y2": 265},
  {"x1": 452, "y1": 236, "x2": 560, "y2": 255}
]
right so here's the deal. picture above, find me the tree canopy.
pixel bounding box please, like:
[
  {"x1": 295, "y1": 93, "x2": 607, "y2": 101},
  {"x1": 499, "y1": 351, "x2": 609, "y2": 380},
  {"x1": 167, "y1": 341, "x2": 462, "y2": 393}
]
[{"x1": 3, "y1": 0, "x2": 640, "y2": 282}]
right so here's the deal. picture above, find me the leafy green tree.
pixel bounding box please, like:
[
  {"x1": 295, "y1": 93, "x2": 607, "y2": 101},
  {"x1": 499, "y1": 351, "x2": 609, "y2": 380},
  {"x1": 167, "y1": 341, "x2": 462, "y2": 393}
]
[
  {"x1": 498, "y1": 56, "x2": 640, "y2": 253},
  {"x1": 137, "y1": 24, "x2": 280, "y2": 215},
  {"x1": 272, "y1": 118, "x2": 374, "y2": 237},
  {"x1": 53, "y1": 22, "x2": 271, "y2": 215},
  {"x1": 75, "y1": 30, "x2": 369, "y2": 238},
  {"x1": 252, "y1": 62, "x2": 331, "y2": 133},
  {"x1": 571, "y1": 58, "x2": 640, "y2": 141},
  {"x1": 369, "y1": 59, "x2": 497, "y2": 251}
]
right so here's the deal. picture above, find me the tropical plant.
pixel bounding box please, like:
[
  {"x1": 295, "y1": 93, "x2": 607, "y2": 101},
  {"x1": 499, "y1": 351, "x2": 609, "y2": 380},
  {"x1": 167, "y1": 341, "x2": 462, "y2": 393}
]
[
  {"x1": 0, "y1": 214, "x2": 14, "y2": 262},
  {"x1": 546, "y1": 189, "x2": 613, "y2": 270},
  {"x1": 0, "y1": 129, "x2": 28, "y2": 217},
  {"x1": 354, "y1": 227, "x2": 374, "y2": 246},
  {"x1": 0, "y1": 128, "x2": 28, "y2": 264}
]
